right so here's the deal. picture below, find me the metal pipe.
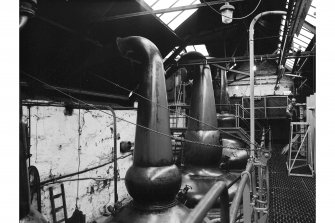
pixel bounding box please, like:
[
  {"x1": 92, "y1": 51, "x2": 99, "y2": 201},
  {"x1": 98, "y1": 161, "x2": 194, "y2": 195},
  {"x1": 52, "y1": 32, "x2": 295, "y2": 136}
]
[
  {"x1": 19, "y1": 15, "x2": 29, "y2": 29},
  {"x1": 184, "y1": 181, "x2": 229, "y2": 223},
  {"x1": 229, "y1": 162, "x2": 253, "y2": 223},
  {"x1": 28, "y1": 106, "x2": 31, "y2": 167},
  {"x1": 105, "y1": 107, "x2": 119, "y2": 204},
  {"x1": 269, "y1": 126, "x2": 272, "y2": 152},
  {"x1": 174, "y1": 51, "x2": 314, "y2": 66},
  {"x1": 117, "y1": 36, "x2": 182, "y2": 204},
  {"x1": 212, "y1": 63, "x2": 250, "y2": 76},
  {"x1": 40, "y1": 154, "x2": 132, "y2": 186},
  {"x1": 249, "y1": 11, "x2": 287, "y2": 158}
]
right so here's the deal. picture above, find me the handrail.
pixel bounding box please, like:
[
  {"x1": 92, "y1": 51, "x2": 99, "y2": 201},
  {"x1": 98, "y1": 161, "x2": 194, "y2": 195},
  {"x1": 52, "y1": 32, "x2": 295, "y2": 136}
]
[
  {"x1": 236, "y1": 104, "x2": 263, "y2": 130},
  {"x1": 229, "y1": 162, "x2": 253, "y2": 223},
  {"x1": 184, "y1": 181, "x2": 229, "y2": 223}
]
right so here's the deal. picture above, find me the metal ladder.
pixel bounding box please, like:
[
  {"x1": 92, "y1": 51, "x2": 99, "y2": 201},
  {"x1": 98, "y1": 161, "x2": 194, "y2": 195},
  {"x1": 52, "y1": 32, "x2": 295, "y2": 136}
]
[{"x1": 49, "y1": 183, "x2": 68, "y2": 223}]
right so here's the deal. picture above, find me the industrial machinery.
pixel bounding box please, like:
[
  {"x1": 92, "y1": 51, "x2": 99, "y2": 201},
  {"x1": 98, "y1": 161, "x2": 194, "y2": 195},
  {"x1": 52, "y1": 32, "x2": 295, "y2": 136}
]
[
  {"x1": 104, "y1": 36, "x2": 190, "y2": 223},
  {"x1": 177, "y1": 52, "x2": 248, "y2": 207}
]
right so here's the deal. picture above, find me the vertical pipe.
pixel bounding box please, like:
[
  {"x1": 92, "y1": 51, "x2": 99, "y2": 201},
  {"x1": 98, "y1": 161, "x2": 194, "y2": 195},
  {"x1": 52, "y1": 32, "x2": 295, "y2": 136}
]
[
  {"x1": 235, "y1": 104, "x2": 238, "y2": 127},
  {"x1": 28, "y1": 106, "x2": 31, "y2": 167},
  {"x1": 269, "y1": 126, "x2": 272, "y2": 152},
  {"x1": 99, "y1": 105, "x2": 119, "y2": 203},
  {"x1": 102, "y1": 106, "x2": 118, "y2": 203},
  {"x1": 220, "y1": 69, "x2": 224, "y2": 112},
  {"x1": 220, "y1": 185, "x2": 230, "y2": 223},
  {"x1": 249, "y1": 11, "x2": 287, "y2": 158}
]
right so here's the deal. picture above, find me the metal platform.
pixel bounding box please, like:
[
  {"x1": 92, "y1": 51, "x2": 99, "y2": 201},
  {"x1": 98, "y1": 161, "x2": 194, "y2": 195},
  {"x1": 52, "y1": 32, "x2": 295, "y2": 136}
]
[{"x1": 268, "y1": 144, "x2": 315, "y2": 223}]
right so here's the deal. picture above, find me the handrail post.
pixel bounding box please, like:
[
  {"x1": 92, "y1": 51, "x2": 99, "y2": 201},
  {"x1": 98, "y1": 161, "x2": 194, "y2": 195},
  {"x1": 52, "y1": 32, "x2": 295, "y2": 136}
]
[
  {"x1": 230, "y1": 162, "x2": 253, "y2": 223},
  {"x1": 235, "y1": 104, "x2": 238, "y2": 127},
  {"x1": 269, "y1": 126, "x2": 272, "y2": 152},
  {"x1": 243, "y1": 179, "x2": 252, "y2": 223}
]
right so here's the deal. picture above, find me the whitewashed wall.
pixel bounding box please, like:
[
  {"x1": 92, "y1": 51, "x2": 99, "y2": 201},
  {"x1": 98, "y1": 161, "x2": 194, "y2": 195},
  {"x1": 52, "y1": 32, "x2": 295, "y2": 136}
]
[{"x1": 22, "y1": 106, "x2": 137, "y2": 222}]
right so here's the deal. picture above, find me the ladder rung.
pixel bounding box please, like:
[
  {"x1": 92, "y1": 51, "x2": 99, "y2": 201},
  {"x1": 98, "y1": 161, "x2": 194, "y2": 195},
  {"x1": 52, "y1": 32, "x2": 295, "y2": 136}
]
[
  {"x1": 55, "y1": 206, "x2": 64, "y2": 212},
  {"x1": 56, "y1": 219, "x2": 65, "y2": 223},
  {"x1": 53, "y1": 193, "x2": 62, "y2": 199}
]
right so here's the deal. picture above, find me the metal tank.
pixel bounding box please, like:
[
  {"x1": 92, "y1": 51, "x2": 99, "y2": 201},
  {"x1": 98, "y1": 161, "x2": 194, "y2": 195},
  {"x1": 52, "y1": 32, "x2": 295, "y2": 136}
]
[
  {"x1": 178, "y1": 52, "x2": 247, "y2": 208},
  {"x1": 216, "y1": 68, "x2": 236, "y2": 127},
  {"x1": 104, "y1": 36, "x2": 190, "y2": 223},
  {"x1": 215, "y1": 67, "x2": 248, "y2": 170}
]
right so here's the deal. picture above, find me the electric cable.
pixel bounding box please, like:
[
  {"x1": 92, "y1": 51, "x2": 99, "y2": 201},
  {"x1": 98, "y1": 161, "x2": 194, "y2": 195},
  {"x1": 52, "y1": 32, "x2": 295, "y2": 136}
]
[
  {"x1": 22, "y1": 71, "x2": 250, "y2": 155},
  {"x1": 95, "y1": 73, "x2": 259, "y2": 148},
  {"x1": 203, "y1": 0, "x2": 262, "y2": 20},
  {"x1": 75, "y1": 77, "x2": 83, "y2": 208},
  {"x1": 75, "y1": 106, "x2": 81, "y2": 208}
]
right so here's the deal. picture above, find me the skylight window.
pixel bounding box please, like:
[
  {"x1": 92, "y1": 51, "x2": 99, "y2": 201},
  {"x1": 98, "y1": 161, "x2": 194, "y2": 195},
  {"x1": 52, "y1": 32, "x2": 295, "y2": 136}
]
[
  {"x1": 193, "y1": 45, "x2": 209, "y2": 56},
  {"x1": 144, "y1": 0, "x2": 200, "y2": 31},
  {"x1": 185, "y1": 44, "x2": 209, "y2": 56},
  {"x1": 277, "y1": 0, "x2": 315, "y2": 71},
  {"x1": 164, "y1": 44, "x2": 209, "y2": 61}
]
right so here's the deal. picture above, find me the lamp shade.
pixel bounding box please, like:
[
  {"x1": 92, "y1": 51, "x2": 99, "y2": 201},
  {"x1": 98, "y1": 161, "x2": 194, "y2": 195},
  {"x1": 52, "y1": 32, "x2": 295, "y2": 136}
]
[{"x1": 220, "y1": 3, "x2": 235, "y2": 24}]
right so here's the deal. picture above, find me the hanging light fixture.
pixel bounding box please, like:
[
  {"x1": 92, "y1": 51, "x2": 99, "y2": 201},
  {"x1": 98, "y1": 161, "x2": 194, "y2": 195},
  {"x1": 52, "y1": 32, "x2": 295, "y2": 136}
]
[{"x1": 220, "y1": 2, "x2": 235, "y2": 24}]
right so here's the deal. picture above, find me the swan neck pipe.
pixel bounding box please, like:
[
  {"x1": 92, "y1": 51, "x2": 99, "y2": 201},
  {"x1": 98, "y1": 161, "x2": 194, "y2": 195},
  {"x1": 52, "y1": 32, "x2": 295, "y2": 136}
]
[{"x1": 249, "y1": 11, "x2": 287, "y2": 157}]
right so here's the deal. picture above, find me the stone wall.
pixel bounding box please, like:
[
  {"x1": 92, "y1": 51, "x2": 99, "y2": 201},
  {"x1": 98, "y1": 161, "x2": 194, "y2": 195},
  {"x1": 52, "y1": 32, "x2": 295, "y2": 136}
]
[{"x1": 22, "y1": 106, "x2": 137, "y2": 222}]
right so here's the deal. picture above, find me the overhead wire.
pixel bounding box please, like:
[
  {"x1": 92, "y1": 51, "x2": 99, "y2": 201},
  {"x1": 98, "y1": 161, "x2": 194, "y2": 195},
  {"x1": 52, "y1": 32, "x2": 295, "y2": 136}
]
[
  {"x1": 22, "y1": 71, "x2": 249, "y2": 155},
  {"x1": 203, "y1": 0, "x2": 262, "y2": 20},
  {"x1": 75, "y1": 97, "x2": 82, "y2": 208},
  {"x1": 95, "y1": 73, "x2": 259, "y2": 148}
]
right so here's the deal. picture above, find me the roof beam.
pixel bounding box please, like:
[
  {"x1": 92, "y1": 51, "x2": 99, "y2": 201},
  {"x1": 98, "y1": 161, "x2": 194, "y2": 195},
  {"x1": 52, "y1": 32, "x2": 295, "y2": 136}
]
[
  {"x1": 303, "y1": 21, "x2": 315, "y2": 34},
  {"x1": 36, "y1": 16, "x2": 103, "y2": 47},
  {"x1": 292, "y1": 0, "x2": 313, "y2": 36},
  {"x1": 135, "y1": 0, "x2": 183, "y2": 42},
  {"x1": 173, "y1": 51, "x2": 314, "y2": 66},
  {"x1": 95, "y1": 0, "x2": 244, "y2": 22},
  {"x1": 21, "y1": 81, "x2": 129, "y2": 101},
  {"x1": 212, "y1": 64, "x2": 249, "y2": 76}
]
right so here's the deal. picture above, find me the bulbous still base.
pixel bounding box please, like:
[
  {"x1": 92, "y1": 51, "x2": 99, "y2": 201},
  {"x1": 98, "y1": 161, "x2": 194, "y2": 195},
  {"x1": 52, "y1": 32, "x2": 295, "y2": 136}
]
[
  {"x1": 180, "y1": 166, "x2": 240, "y2": 208},
  {"x1": 220, "y1": 133, "x2": 248, "y2": 170},
  {"x1": 125, "y1": 165, "x2": 181, "y2": 204},
  {"x1": 104, "y1": 201, "x2": 190, "y2": 223}
]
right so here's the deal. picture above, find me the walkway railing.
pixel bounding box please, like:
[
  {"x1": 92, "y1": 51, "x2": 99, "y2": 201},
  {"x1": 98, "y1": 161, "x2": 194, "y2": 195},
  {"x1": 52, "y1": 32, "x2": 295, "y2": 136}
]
[{"x1": 183, "y1": 127, "x2": 272, "y2": 223}]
